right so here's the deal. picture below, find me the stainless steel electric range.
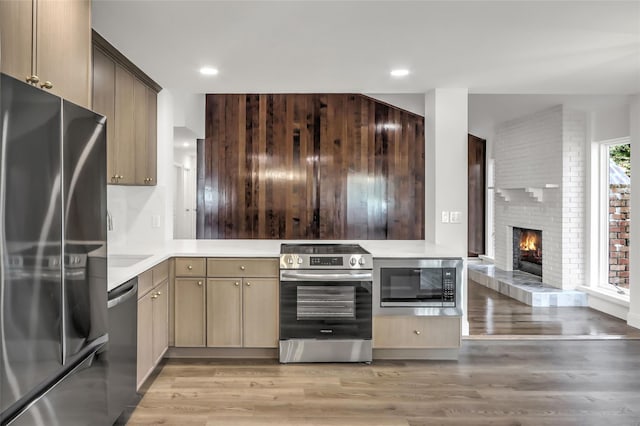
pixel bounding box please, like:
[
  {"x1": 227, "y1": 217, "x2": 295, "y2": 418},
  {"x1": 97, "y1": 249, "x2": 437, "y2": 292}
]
[{"x1": 279, "y1": 243, "x2": 373, "y2": 363}]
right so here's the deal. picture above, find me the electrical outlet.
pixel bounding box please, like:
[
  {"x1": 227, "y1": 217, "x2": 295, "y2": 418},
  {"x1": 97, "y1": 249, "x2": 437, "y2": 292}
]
[
  {"x1": 152, "y1": 215, "x2": 161, "y2": 228},
  {"x1": 441, "y1": 211, "x2": 450, "y2": 223},
  {"x1": 450, "y1": 211, "x2": 462, "y2": 224}
]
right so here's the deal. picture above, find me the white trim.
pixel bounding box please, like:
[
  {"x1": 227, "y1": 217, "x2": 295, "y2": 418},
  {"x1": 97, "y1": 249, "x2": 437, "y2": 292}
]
[
  {"x1": 628, "y1": 312, "x2": 640, "y2": 329},
  {"x1": 579, "y1": 285, "x2": 629, "y2": 321},
  {"x1": 590, "y1": 136, "x2": 631, "y2": 293}
]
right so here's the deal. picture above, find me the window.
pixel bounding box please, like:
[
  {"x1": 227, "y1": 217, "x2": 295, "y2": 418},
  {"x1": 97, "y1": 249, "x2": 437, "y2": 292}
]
[{"x1": 598, "y1": 139, "x2": 631, "y2": 294}]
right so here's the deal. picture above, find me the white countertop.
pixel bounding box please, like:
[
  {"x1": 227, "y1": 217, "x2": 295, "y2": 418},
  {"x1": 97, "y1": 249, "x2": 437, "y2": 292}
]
[{"x1": 107, "y1": 239, "x2": 462, "y2": 291}]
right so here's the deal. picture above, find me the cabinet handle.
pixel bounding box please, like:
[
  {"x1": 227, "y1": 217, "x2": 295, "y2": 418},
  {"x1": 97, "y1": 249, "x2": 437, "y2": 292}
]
[
  {"x1": 111, "y1": 175, "x2": 117, "y2": 182},
  {"x1": 119, "y1": 175, "x2": 124, "y2": 180},
  {"x1": 40, "y1": 81, "x2": 53, "y2": 89},
  {"x1": 240, "y1": 265, "x2": 246, "y2": 271},
  {"x1": 156, "y1": 291, "x2": 162, "y2": 296},
  {"x1": 414, "y1": 330, "x2": 421, "y2": 335},
  {"x1": 245, "y1": 282, "x2": 251, "y2": 286},
  {"x1": 234, "y1": 282, "x2": 239, "y2": 286},
  {"x1": 197, "y1": 281, "x2": 203, "y2": 286},
  {"x1": 151, "y1": 295, "x2": 158, "y2": 299},
  {"x1": 26, "y1": 75, "x2": 39, "y2": 85},
  {"x1": 187, "y1": 265, "x2": 193, "y2": 270}
]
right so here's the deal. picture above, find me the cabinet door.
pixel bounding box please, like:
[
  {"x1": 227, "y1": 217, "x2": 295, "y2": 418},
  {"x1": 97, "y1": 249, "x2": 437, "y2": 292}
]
[
  {"x1": 206, "y1": 279, "x2": 242, "y2": 347},
  {"x1": 91, "y1": 47, "x2": 117, "y2": 183},
  {"x1": 0, "y1": 0, "x2": 33, "y2": 81},
  {"x1": 152, "y1": 281, "x2": 169, "y2": 363},
  {"x1": 174, "y1": 278, "x2": 206, "y2": 347},
  {"x1": 136, "y1": 292, "x2": 153, "y2": 389},
  {"x1": 133, "y1": 77, "x2": 148, "y2": 185},
  {"x1": 37, "y1": 0, "x2": 91, "y2": 108},
  {"x1": 114, "y1": 64, "x2": 135, "y2": 185},
  {"x1": 242, "y1": 278, "x2": 278, "y2": 348},
  {"x1": 146, "y1": 88, "x2": 158, "y2": 185}
]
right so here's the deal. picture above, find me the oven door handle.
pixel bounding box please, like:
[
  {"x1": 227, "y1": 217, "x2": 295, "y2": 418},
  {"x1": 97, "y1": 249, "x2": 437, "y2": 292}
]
[{"x1": 280, "y1": 271, "x2": 373, "y2": 281}]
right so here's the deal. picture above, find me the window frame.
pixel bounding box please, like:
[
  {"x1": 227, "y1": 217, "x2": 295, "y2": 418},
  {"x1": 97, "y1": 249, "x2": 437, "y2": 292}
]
[{"x1": 595, "y1": 137, "x2": 631, "y2": 295}]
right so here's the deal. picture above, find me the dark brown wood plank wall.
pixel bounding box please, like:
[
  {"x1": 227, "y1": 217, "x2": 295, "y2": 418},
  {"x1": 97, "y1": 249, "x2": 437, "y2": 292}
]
[{"x1": 199, "y1": 94, "x2": 425, "y2": 240}]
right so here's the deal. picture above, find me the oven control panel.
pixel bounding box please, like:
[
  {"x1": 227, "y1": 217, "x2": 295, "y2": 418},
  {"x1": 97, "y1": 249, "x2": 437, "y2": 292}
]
[
  {"x1": 310, "y1": 256, "x2": 343, "y2": 266},
  {"x1": 280, "y1": 253, "x2": 373, "y2": 270}
]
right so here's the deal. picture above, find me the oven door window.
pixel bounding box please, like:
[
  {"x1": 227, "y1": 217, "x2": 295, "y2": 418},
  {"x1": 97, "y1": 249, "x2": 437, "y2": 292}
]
[
  {"x1": 380, "y1": 268, "x2": 444, "y2": 302},
  {"x1": 280, "y1": 281, "x2": 371, "y2": 340},
  {"x1": 296, "y1": 286, "x2": 355, "y2": 320}
]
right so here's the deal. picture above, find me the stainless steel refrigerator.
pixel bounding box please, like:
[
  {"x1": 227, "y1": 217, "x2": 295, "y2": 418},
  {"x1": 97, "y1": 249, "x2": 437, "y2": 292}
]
[{"x1": 0, "y1": 73, "x2": 108, "y2": 425}]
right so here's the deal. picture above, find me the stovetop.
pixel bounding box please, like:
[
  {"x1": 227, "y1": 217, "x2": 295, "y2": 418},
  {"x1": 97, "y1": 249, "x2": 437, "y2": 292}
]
[
  {"x1": 280, "y1": 243, "x2": 370, "y2": 255},
  {"x1": 280, "y1": 243, "x2": 372, "y2": 270}
]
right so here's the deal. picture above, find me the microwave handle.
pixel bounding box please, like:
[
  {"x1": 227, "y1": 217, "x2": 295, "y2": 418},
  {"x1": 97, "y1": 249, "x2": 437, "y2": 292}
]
[{"x1": 280, "y1": 271, "x2": 373, "y2": 281}]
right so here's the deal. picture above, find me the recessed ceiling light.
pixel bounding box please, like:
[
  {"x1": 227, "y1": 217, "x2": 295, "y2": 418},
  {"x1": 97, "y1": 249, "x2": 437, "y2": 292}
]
[
  {"x1": 183, "y1": 142, "x2": 189, "y2": 147},
  {"x1": 390, "y1": 69, "x2": 410, "y2": 77},
  {"x1": 200, "y1": 67, "x2": 218, "y2": 76}
]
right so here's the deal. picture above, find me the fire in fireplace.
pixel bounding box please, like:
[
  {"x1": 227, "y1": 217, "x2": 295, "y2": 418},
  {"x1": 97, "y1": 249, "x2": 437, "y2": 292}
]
[{"x1": 513, "y1": 227, "x2": 542, "y2": 277}]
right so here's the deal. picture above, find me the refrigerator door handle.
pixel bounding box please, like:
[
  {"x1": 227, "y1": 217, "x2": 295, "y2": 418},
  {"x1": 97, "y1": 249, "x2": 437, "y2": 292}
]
[{"x1": 107, "y1": 281, "x2": 138, "y2": 309}]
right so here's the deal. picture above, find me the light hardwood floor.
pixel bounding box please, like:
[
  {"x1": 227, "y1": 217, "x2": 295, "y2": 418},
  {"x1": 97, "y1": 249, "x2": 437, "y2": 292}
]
[{"x1": 125, "y1": 340, "x2": 640, "y2": 425}]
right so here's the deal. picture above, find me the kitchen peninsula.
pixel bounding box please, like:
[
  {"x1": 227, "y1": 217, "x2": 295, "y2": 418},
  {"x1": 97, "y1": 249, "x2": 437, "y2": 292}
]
[{"x1": 109, "y1": 239, "x2": 465, "y2": 389}]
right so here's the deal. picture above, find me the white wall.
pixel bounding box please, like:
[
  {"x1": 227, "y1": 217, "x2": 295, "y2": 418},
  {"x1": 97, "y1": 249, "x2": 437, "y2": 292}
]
[
  {"x1": 173, "y1": 92, "x2": 205, "y2": 138},
  {"x1": 424, "y1": 89, "x2": 468, "y2": 254},
  {"x1": 107, "y1": 89, "x2": 174, "y2": 251},
  {"x1": 628, "y1": 95, "x2": 640, "y2": 328},
  {"x1": 591, "y1": 104, "x2": 631, "y2": 142}
]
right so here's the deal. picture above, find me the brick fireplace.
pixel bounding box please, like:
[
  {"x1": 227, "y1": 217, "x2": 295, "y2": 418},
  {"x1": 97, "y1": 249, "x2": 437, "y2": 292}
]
[{"x1": 493, "y1": 105, "x2": 586, "y2": 290}]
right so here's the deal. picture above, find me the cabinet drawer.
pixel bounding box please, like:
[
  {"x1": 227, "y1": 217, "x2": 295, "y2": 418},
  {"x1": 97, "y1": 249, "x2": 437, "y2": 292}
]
[
  {"x1": 152, "y1": 260, "x2": 168, "y2": 286},
  {"x1": 137, "y1": 269, "x2": 153, "y2": 299},
  {"x1": 373, "y1": 316, "x2": 461, "y2": 349},
  {"x1": 175, "y1": 257, "x2": 206, "y2": 277},
  {"x1": 207, "y1": 258, "x2": 278, "y2": 278}
]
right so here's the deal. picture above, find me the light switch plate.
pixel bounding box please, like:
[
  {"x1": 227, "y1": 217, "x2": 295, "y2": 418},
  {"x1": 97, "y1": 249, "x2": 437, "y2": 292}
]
[
  {"x1": 450, "y1": 211, "x2": 462, "y2": 224},
  {"x1": 441, "y1": 211, "x2": 450, "y2": 223},
  {"x1": 152, "y1": 215, "x2": 161, "y2": 228}
]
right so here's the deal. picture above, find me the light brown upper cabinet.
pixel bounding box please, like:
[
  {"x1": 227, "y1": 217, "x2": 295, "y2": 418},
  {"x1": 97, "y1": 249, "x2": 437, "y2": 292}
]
[
  {"x1": 0, "y1": 0, "x2": 91, "y2": 108},
  {"x1": 91, "y1": 31, "x2": 161, "y2": 185}
]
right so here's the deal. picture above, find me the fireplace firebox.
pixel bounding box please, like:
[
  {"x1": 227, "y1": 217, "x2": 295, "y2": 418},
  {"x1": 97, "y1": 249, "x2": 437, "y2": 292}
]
[{"x1": 513, "y1": 227, "x2": 542, "y2": 277}]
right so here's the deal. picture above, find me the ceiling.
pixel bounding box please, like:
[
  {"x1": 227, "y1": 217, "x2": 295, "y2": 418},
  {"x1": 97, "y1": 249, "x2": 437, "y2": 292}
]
[{"x1": 92, "y1": 1, "x2": 640, "y2": 95}]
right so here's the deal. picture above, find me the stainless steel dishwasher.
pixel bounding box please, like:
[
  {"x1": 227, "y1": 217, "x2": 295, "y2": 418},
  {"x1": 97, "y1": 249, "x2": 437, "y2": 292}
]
[{"x1": 107, "y1": 278, "x2": 138, "y2": 424}]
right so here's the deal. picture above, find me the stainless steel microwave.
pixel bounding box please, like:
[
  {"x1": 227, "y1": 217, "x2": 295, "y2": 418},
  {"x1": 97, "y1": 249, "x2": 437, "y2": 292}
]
[{"x1": 373, "y1": 258, "x2": 464, "y2": 316}]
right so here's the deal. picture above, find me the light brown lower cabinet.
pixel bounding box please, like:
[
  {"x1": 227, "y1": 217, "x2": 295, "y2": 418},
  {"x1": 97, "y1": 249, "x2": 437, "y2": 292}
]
[
  {"x1": 136, "y1": 290, "x2": 153, "y2": 388},
  {"x1": 242, "y1": 278, "x2": 278, "y2": 348},
  {"x1": 206, "y1": 279, "x2": 242, "y2": 347},
  {"x1": 152, "y1": 281, "x2": 169, "y2": 362},
  {"x1": 206, "y1": 278, "x2": 278, "y2": 348},
  {"x1": 174, "y1": 278, "x2": 206, "y2": 347},
  {"x1": 373, "y1": 316, "x2": 461, "y2": 349},
  {"x1": 137, "y1": 279, "x2": 169, "y2": 389}
]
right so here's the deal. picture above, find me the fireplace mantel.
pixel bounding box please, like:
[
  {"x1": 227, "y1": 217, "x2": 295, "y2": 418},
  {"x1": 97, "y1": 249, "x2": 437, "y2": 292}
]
[{"x1": 493, "y1": 184, "x2": 559, "y2": 203}]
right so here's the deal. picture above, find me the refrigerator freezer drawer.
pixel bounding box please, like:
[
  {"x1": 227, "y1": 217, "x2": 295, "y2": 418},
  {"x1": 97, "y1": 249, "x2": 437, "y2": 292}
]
[{"x1": 7, "y1": 343, "x2": 108, "y2": 426}]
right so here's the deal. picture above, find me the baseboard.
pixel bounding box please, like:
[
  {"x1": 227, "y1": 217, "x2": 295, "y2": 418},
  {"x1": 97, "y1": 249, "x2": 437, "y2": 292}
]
[
  {"x1": 579, "y1": 286, "x2": 629, "y2": 321},
  {"x1": 166, "y1": 347, "x2": 278, "y2": 358},
  {"x1": 627, "y1": 312, "x2": 640, "y2": 329}
]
